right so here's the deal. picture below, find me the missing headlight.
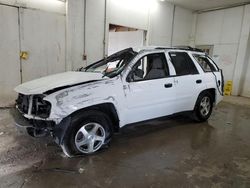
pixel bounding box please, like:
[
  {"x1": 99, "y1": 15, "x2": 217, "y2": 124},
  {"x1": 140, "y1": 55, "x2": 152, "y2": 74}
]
[{"x1": 32, "y1": 95, "x2": 51, "y2": 118}]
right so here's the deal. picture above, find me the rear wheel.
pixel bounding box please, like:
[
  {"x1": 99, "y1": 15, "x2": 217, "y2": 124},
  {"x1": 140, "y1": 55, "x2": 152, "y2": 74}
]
[
  {"x1": 62, "y1": 110, "x2": 112, "y2": 157},
  {"x1": 193, "y1": 92, "x2": 213, "y2": 122}
]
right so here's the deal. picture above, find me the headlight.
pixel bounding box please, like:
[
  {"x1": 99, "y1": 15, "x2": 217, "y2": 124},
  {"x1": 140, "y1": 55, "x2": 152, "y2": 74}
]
[{"x1": 32, "y1": 95, "x2": 51, "y2": 118}]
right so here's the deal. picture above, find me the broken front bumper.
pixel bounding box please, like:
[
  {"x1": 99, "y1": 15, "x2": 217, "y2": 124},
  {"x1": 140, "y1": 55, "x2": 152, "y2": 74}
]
[
  {"x1": 10, "y1": 108, "x2": 54, "y2": 137},
  {"x1": 10, "y1": 108, "x2": 33, "y2": 135},
  {"x1": 10, "y1": 107, "x2": 71, "y2": 145}
]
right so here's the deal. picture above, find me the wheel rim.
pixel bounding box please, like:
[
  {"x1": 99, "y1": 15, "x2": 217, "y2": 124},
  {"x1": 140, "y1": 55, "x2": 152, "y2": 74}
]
[
  {"x1": 75, "y1": 123, "x2": 105, "y2": 154},
  {"x1": 199, "y1": 96, "x2": 211, "y2": 117}
]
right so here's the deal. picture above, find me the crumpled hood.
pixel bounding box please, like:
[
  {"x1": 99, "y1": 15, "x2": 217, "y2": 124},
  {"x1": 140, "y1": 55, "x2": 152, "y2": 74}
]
[{"x1": 15, "y1": 71, "x2": 104, "y2": 95}]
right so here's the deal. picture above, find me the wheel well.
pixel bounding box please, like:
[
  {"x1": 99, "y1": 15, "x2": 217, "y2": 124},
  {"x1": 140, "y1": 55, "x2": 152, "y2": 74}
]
[
  {"x1": 201, "y1": 88, "x2": 216, "y2": 103},
  {"x1": 70, "y1": 103, "x2": 120, "y2": 132}
]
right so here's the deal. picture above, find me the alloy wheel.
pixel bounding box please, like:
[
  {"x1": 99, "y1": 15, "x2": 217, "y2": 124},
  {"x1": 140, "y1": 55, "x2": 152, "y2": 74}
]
[
  {"x1": 200, "y1": 96, "x2": 211, "y2": 117},
  {"x1": 74, "y1": 123, "x2": 105, "y2": 154}
]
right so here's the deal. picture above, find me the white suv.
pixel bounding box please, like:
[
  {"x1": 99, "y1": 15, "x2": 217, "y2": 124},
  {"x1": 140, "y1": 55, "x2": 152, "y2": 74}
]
[{"x1": 12, "y1": 46, "x2": 224, "y2": 157}]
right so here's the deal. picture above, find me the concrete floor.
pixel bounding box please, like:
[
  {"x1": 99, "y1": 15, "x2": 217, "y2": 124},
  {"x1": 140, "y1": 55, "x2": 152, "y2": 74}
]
[{"x1": 0, "y1": 96, "x2": 250, "y2": 188}]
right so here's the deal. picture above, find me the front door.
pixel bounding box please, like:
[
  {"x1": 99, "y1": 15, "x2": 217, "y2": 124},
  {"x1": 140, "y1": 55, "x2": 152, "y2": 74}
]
[{"x1": 124, "y1": 52, "x2": 176, "y2": 124}]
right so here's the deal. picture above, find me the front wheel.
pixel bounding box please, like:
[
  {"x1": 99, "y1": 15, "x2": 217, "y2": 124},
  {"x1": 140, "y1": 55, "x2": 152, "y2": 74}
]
[
  {"x1": 74, "y1": 122, "x2": 106, "y2": 154},
  {"x1": 62, "y1": 111, "x2": 112, "y2": 157},
  {"x1": 193, "y1": 92, "x2": 213, "y2": 122}
]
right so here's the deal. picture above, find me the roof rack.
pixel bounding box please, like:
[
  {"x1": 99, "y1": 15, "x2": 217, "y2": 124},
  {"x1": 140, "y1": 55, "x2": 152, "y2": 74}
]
[{"x1": 155, "y1": 46, "x2": 204, "y2": 53}]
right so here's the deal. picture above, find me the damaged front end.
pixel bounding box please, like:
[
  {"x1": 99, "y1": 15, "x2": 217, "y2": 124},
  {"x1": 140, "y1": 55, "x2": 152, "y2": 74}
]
[
  {"x1": 12, "y1": 94, "x2": 54, "y2": 138},
  {"x1": 12, "y1": 93, "x2": 72, "y2": 146},
  {"x1": 16, "y1": 94, "x2": 51, "y2": 119}
]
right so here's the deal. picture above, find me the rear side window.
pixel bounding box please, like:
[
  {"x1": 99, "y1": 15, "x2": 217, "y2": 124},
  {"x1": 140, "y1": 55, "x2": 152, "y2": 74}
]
[
  {"x1": 169, "y1": 52, "x2": 199, "y2": 76},
  {"x1": 193, "y1": 54, "x2": 217, "y2": 72}
]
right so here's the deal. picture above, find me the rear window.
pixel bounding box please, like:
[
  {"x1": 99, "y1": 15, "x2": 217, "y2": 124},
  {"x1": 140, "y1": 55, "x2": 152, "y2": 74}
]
[
  {"x1": 193, "y1": 54, "x2": 217, "y2": 72},
  {"x1": 169, "y1": 52, "x2": 199, "y2": 76}
]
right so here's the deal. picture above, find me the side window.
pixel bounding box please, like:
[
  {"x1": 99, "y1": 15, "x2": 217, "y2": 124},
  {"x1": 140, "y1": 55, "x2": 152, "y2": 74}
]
[
  {"x1": 128, "y1": 53, "x2": 169, "y2": 82},
  {"x1": 193, "y1": 54, "x2": 217, "y2": 72},
  {"x1": 169, "y1": 52, "x2": 199, "y2": 76}
]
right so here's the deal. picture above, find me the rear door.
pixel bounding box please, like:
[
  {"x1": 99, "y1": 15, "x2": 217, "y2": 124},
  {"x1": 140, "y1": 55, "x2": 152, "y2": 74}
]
[{"x1": 167, "y1": 51, "x2": 206, "y2": 112}]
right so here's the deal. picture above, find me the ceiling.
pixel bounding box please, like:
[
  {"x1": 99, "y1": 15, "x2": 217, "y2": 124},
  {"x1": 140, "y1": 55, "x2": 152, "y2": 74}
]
[{"x1": 165, "y1": 0, "x2": 250, "y2": 11}]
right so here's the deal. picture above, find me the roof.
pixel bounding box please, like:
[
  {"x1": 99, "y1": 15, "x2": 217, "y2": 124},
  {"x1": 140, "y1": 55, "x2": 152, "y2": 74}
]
[{"x1": 132, "y1": 46, "x2": 205, "y2": 53}]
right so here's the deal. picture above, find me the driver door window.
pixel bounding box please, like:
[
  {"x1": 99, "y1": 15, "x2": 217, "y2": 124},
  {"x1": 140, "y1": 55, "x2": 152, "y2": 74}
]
[{"x1": 128, "y1": 53, "x2": 169, "y2": 82}]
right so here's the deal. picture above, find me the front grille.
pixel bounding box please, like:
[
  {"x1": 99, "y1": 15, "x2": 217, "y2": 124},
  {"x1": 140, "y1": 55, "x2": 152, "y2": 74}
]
[{"x1": 16, "y1": 94, "x2": 30, "y2": 114}]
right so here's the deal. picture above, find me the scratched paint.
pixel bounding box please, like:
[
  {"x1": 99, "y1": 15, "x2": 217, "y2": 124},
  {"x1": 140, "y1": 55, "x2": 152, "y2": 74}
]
[{"x1": 44, "y1": 76, "x2": 123, "y2": 122}]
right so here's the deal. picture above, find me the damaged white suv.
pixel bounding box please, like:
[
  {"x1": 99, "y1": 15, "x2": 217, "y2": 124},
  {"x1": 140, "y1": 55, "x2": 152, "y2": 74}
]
[{"x1": 12, "y1": 47, "x2": 224, "y2": 157}]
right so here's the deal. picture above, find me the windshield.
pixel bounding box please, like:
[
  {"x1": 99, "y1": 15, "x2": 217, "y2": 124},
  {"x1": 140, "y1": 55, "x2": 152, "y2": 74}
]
[{"x1": 79, "y1": 48, "x2": 137, "y2": 78}]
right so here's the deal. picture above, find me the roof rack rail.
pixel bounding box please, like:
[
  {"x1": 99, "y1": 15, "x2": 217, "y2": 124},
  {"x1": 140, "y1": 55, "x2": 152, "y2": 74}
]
[
  {"x1": 155, "y1": 46, "x2": 204, "y2": 53},
  {"x1": 173, "y1": 46, "x2": 204, "y2": 52}
]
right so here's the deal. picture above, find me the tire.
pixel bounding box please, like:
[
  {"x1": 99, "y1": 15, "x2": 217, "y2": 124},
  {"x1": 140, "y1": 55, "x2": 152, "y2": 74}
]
[
  {"x1": 62, "y1": 110, "x2": 113, "y2": 157},
  {"x1": 193, "y1": 92, "x2": 213, "y2": 122}
]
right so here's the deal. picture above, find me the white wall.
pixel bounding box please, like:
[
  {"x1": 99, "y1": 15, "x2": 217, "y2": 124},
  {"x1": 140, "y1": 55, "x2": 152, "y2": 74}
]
[
  {"x1": 147, "y1": 1, "x2": 174, "y2": 46},
  {"x1": 66, "y1": 0, "x2": 85, "y2": 71},
  {"x1": 67, "y1": 0, "x2": 106, "y2": 67},
  {"x1": 0, "y1": 5, "x2": 20, "y2": 106},
  {"x1": 242, "y1": 50, "x2": 250, "y2": 97},
  {"x1": 108, "y1": 30, "x2": 144, "y2": 55},
  {"x1": 195, "y1": 6, "x2": 244, "y2": 86},
  {"x1": 85, "y1": 0, "x2": 105, "y2": 65},
  {"x1": 172, "y1": 6, "x2": 194, "y2": 46},
  {"x1": 0, "y1": 0, "x2": 65, "y2": 14},
  {"x1": 234, "y1": 5, "x2": 250, "y2": 97},
  {"x1": 20, "y1": 9, "x2": 66, "y2": 82},
  {"x1": 108, "y1": 1, "x2": 194, "y2": 47},
  {"x1": 108, "y1": 0, "x2": 149, "y2": 30},
  {"x1": 195, "y1": 5, "x2": 250, "y2": 97}
]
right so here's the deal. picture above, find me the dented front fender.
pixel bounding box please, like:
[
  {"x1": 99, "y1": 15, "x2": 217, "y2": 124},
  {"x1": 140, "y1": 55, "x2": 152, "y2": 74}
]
[{"x1": 44, "y1": 76, "x2": 124, "y2": 124}]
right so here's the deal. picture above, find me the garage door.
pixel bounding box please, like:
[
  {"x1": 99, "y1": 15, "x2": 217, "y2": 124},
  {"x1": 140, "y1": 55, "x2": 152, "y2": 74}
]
[
  {"x1": 0, "y1": 5, "x2": 21, "y2": 107},
  {"x1": 20, "y1": 8, "x2": 66, "y2": 82}
]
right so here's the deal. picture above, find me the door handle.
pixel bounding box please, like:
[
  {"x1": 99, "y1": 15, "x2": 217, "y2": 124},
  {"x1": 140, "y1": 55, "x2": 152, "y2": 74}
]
[
  {"x1": 164, "y1": 83, "x2": 173, "y2": 88},
  {"x1": 196, "y1": 79, "x2": 202, "y2": 84}
]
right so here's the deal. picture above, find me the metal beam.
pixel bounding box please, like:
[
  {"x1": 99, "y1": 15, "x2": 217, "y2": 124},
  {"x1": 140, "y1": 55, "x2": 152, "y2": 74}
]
[{"x1": 196, "y1": 2, "x2": 250, "y2": 13}]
